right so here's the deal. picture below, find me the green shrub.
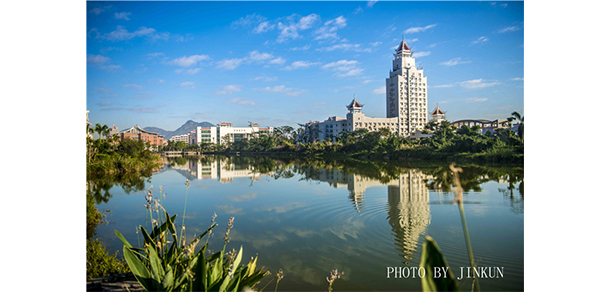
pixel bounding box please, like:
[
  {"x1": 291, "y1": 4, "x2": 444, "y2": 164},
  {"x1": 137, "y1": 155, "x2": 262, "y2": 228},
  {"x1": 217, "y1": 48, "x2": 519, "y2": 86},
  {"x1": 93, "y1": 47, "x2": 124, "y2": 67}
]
[
  {"x1": 115, "y1": 184, "x2": 271, "y2": 291},
  {"x1": 87, "y1": 238, "x2": 131, "y2": 279}
]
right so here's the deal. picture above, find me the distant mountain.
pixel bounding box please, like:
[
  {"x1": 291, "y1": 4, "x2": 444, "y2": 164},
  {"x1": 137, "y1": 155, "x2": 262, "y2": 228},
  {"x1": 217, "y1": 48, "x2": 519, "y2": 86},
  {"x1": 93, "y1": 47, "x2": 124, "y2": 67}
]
[{"x1": 143, "y1": 120, "x2": 216, "y2": 139}]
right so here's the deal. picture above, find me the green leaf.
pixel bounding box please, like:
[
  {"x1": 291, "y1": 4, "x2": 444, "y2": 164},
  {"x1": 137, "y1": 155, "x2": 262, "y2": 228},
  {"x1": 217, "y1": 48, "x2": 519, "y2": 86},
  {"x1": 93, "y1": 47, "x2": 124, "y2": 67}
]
[
  {"x1": 219, "y1": 274, "x2": 231, "y2": 292},
  {"x1": 420, "y1": 236, "x2": 460, "y2": 292},
  {"x1": 151, "y1": 214, "x2": 178, "y2": 239},
  {"x1": 186, "y1": 224, "x2": 217, "y2": 254},
  {"x1": 166, "y1": 212, "x2": 178, "y2": 244},
  {"x1": 148, "y1": 245, "x2": 163, "y2": 286},
  {"x1": 232, "y1": 246, "x2": 243, "y2": 272},
  {"x1": 140, "y1": 226, "x2": 155, "y2": 247},
  {"x1": 114, "y1": 230, "x2": 133, "y2": 248},
  {"x1": 123, "y1": 246, "x2": 153, "y2": 291},
  {"x1": 162, "y1": 266, "x2": 175, "y2": 291}
]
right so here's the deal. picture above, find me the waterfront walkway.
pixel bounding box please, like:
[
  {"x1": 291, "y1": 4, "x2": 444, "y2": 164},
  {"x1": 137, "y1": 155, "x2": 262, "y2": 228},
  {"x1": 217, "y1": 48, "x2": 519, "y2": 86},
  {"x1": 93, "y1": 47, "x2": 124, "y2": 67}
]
[{"x1": 86, "y1": 273, "x2": 144, "y2": 291}]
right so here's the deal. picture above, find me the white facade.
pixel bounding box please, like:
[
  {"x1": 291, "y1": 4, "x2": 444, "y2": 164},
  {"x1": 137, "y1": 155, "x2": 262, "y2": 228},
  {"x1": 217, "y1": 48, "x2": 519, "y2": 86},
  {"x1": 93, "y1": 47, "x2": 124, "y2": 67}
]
[
  {"x1": 169, "y1": 134, "x2": 190, "y2": 143},
  {"x1": 346, "y1": 98, "x2": 399, "y2": 134},
  {"x1": 189, "y1": 126, "x2": 218, "y2": 145},
  {"x1": 217, "y1": 122, "x2": 273, "y2": 145},
  {"x1": 386, "y1": 39, "x2": 428, "y2": 136},
  {"x1": 169, "y1": 123, "x2": 272, "y2": 146},
  {"x1": 302, "y1": 39, "x2": 430, "y2": 142}
]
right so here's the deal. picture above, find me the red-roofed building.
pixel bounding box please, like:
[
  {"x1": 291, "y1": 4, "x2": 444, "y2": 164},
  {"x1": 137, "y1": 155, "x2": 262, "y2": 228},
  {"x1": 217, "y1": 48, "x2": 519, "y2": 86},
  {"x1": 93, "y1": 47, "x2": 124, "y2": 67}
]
[
  {"x1": 119, "y1": 125, "x2": 165, "y2": 147},
  {"x1": 430, "y1": 103, "x2": 446, "y2": 123}
]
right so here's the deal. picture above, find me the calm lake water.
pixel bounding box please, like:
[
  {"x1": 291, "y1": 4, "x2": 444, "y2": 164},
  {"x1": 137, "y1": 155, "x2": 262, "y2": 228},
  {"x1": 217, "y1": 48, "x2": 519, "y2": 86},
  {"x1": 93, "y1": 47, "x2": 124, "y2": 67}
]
[{"x1": 89, "y1": 155, "x2": 523, "y2": 291}]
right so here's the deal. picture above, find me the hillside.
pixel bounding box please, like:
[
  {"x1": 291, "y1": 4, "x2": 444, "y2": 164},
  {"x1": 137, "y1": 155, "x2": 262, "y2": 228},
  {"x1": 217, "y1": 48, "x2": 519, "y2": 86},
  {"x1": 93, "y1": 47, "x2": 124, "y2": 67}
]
[{"x1": 143, "y1": 120, "x2": 215, "y2": 139}]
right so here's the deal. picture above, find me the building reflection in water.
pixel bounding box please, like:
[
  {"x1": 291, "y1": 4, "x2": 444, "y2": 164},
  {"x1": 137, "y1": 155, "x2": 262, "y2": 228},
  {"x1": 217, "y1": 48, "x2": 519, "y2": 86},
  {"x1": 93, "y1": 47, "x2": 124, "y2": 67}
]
[
  {"x1": 164, "y1": 158, "x2": 273, "y2": 182},
  {"x1": 314, "y1": 168, "x2": 432, "y2": 265}
]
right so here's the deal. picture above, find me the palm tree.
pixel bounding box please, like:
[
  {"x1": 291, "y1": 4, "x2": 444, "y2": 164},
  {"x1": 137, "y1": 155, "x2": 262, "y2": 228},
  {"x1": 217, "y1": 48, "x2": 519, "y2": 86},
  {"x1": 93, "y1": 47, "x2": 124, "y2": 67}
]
[
  {"x1": 100, "y1": 124, "x2": 110, "y2": 140},
  {"x1": 511, "y1": 111, "x2": 524, "y2": 141}
]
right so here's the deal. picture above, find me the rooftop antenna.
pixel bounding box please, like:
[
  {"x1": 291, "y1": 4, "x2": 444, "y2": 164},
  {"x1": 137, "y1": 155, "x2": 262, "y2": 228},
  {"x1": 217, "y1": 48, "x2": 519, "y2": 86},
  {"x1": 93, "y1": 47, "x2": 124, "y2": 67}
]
[{"x1": 402, "y1": 34, "x2": 405, "y2": 42}]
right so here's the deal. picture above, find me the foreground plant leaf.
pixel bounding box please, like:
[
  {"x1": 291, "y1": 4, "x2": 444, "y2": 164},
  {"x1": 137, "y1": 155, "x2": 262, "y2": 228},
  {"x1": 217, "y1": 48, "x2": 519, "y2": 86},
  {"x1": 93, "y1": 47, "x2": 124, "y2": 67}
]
[
  {"x1": 123, "y1": 246, "x2": 153, "y2": 291},
  {"x1": 420, "y1": 236, "x2": 460, "y2": 292}
]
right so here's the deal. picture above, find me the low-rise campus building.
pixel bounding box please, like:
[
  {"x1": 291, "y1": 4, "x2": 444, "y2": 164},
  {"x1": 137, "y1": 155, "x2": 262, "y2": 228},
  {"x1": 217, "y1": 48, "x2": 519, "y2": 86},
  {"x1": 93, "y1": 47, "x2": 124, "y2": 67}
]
[
  {"x1": 169, "y1": 122, "x2": 273, "y2": 146},
  {"x1": 118, "y1": 125, "x2": 166, "y2": 147}
]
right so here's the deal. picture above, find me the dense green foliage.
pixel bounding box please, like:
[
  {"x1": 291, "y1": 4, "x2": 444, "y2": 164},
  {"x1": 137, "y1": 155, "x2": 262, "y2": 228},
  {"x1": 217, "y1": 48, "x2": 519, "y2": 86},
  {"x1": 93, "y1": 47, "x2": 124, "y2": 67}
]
[
  {"x1": 161, "y1": 114, "x2": 524, "y2": 164},
  {"x1": 87, "y1": 123, "x2": 163, "y2": 175},
  {"x1": 115, "y1": 185, "x2": 271, "y2": 291},
  {"x1": 87, "y1": 238, "x2": 131, "y2": 279},
  {"x1": 86, "y1": 123, "x2": 161, "y2": 280},
  {"x1": 87, "y1": 190, "x2": 103, "y2": 239}
]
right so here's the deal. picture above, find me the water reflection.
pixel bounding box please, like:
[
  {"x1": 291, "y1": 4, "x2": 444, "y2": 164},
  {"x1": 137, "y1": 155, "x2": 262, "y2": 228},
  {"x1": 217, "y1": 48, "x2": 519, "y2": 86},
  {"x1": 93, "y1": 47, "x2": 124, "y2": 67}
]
[
  {"x1": 163, "y1": 156, "x2": 273, "y2": 182},
  {"x1": 160, "y1": 156, "x2": 524, "y2": 268},
  {"x1": 98, "y1": 156, "x2": 523, "y2": 290}
]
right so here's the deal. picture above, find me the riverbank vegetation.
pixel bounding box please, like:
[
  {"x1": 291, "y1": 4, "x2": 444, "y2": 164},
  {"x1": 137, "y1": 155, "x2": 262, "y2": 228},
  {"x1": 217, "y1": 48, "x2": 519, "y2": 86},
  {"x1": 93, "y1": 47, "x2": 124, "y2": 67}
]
[
  {"x1": 114, "y1": 183, "x2": 274, "y2": 291},
  {"x1": 162, "y1": 113, "x2": 524, "y2": 164},
  {"x1": 86, "y1": 123, "x2": 161, "y2": 279},
  {"x1": 87, "y1": 123, "x2": 163, "y2": 176}
]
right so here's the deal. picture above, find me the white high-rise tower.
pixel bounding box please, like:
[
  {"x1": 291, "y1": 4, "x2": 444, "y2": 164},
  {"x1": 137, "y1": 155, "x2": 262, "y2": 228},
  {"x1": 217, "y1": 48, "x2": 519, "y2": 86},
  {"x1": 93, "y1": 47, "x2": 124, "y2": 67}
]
[{"x1": 386, "y1": 38, "x2": 428, "y2": 136}]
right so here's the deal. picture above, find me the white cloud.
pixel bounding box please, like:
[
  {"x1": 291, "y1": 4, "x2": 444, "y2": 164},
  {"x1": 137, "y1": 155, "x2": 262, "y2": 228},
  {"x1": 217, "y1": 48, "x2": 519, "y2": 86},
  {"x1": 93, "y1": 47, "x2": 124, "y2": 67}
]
[
  {"x1": 404, "y1": 24, "x2": 437, "y2": 34},
  {"x1": 277, "y1": 14, "x2": 320, "y2": 42},
  {"x1": 367, "y1": 0, "x2": 379, "y2": 8},
  {"x1": 412, "y1": 51, "x2": 431, "y2": 58},
  {"x1": 354, "y1": 6, "x2": 363, "y2": 14},
  {"x1": 252, "y1": 76, "x2": 277, "y2": 82},
  {"x1": 499, "y1": 26, "x2": 520, "y2": 33},
  {"x1": 317, "y1": 43, "x2": 372, "y2": 53},
  {"x1": 87, "y1": 54, "x2": 109, "y2": 64},
  {"x1": 460, "y1": 79, "x2": 500, "y2": 89},
  {"x1": 180, "y1": 82, "x2": 195, "y2": 87},
  {"x1": 256, "y1": 85, "x2": 307, "y2": 96},
  {"x1": 373, "y1": 86, "x2": 386, "y2": 94},
  {"x1": 225, "y1": 98, "x2": 256, "y2": 106},
  {"x1": 248, "y1": 51, "x2": 273, "y2": 62},
  {"x1": 471, "y1": 36, "x2": 488, "y2": 45},
  {"x1": 231, "y1": 14, "x2": 267, "y2": 28},
  {"x1": 440, "y1": 57, "x2": 471, "y2": 66},
  {"x1": 89, "y1": 6, "x2": 110, "y2": 15},
  {"x1": 466, "y1": 97, "x2": 489, "y2": 102},
  {"x1": 114, "y1": 12, "x2": 131, "y2": 21},
  {"x1": 290, "y1": 45, "x2": 311, "y2": 51},
  {"x1": 282, "y1": 61, "x2": 319, "y2": 70},
  {"x1": 185, "y1": 68, "x2": 202, "y2": 75},
  {"x1": 321, "y1": 60, "x2": 363, "y2": 77},
  {"x1": 314, "y1": 16, "x2": 347, "y2": 40},
  {"x1": 269, "y1": 57, "x2": 286, "y2": 65},
  {"x1": 146, "y1": 52, "x2": 164, "y2": 58},
  {"x1": 122, "y1": 84, "x2": 143, "y2": 89},
  {"x1": 286, "y1": 89, "x2": 308, "y2": 96},
  {"x1": 166, "y1": 54, "x2": 210, "y2": 67},
  {"x1": 215, "y1": 85, "x2": 243, "y2": 95},
  {"x1": 100, "y1": 65, "x2": 121, "y2": 71},
  {"x1": 511, "y1": 77, "x2": 524, "y2": 81},
  {"x1": 501, "y1": 3, "x2": 508, "y2": 8},
  {"x1": 253, "y1": 21, "x2": 275, "y2": 33},
  {"x1": 148, "y1": 79, "x2": 165, "y2": 84},
  {"x1": 98, "y1": 26, "x2": 168, "y2": 42},
  {"x1": 430, "y1": 84, "x2": 455, "y2": 88},
  {"x1": 370, "y1": 41, "x2": 382, "y2": 47},
  {"x1": 216, "y1": 58, "x2": 243, "y2": 70}
]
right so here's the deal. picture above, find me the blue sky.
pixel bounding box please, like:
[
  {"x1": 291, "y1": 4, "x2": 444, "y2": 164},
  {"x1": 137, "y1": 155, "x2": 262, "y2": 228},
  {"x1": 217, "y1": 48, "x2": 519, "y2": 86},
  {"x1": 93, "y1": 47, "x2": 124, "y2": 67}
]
[{"x1": 87, "y1": 1, "x2": 524, "y2": 131}]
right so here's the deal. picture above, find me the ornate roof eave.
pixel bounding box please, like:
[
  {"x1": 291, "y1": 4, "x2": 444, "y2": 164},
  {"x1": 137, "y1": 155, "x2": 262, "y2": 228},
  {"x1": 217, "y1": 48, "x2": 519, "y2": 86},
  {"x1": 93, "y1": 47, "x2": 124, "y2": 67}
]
[{"x1": 346, "y1": 98, "x2": 364, "y2": 109}]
